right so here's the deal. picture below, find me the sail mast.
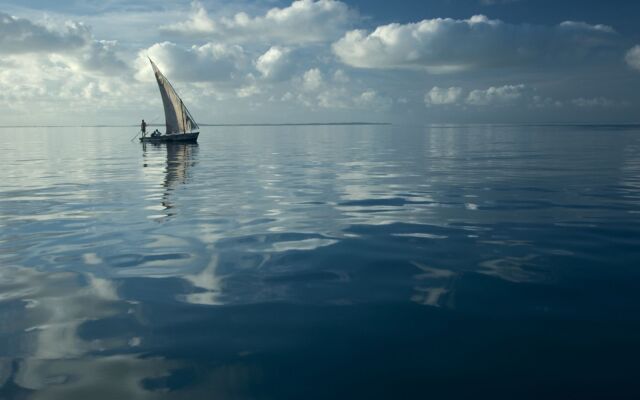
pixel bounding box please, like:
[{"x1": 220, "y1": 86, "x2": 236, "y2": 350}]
[{"x1": 181, "y1": 99, "x2": 186, "y2": 134}]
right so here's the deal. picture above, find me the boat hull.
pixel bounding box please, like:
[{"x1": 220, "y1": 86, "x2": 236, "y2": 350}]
[{"x1": 140, "y1": 132, "x2": 199, "y2": 143}]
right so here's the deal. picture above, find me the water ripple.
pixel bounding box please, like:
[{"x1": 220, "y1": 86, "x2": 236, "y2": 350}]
[{"x1": 1, "y1": 125, "x2": 640, "y2": 397}]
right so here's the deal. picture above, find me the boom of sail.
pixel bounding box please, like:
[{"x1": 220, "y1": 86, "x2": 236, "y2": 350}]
[{"x1": 149, "y1": 58, "x2": 199, "y2": 134}]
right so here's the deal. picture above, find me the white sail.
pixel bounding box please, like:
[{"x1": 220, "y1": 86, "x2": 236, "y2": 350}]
[{"x1": 149, "y1": 58, "x2": 199, "y2": 134}]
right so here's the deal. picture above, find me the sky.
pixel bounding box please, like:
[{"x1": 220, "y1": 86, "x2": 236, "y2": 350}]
[{"x1": 1, "y1": 0, "x2": 639, "y2": 125}]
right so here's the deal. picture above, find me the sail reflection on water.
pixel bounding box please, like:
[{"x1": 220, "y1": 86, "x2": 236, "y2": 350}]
[{"x1": 142, "y1": 142, "x2": 199, "y2": 215}]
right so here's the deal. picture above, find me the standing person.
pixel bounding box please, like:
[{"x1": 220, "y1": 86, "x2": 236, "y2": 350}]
[{"x1": 141, "y1": 119, "x2": 147, "y2": 136}]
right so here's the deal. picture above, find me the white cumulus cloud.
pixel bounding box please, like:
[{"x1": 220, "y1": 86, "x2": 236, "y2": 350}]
[
  {"x1": 162, "y1": 0, "x2": 357, "y2": 45},
  {"x1": 0, "y1": 11, "x2": 133, "y2": 122},
  {"x1": 315, "y1": 88, "x2": 391, "y2": 110},
  {"x1": 74, "y1": 40, "x2": 128, "y2": 74},
  {"x1": 354, "y1": 89, "x2": 392, "y2": 110},
  {"x1": 160, "y1": 1, "x2": 216, "y2": 35},
  {"x1": 302, "y1": 68, "x2": 323, "y2": 91},
  {"x1": 0, "y1": 11, "x2": 127, "y2": 75},
  {"x1": 423, "y1": 84, "x2": 625, "y2": 110},
  {"x1": 466, "y1": 84, "x2": 528, "y2": 106},
  {"x1": 332, "y1": 69, "x2": 349, "y2": 83},
  {"x1": 0, "y1": 11, "x2": 90, "y2": 54},
  {"x1": 626, "y1": 45, "x2": 640, "y2": 71},
  {"x1": 138, "y1": 41, "x2": 247, "y2": 82},
  {"x1": 255, "y1": 46, "x2": 292, "y2": 80},
  {"x1": 332, "y1": 15, "x2": 617, "y2": 72},
  {"x1": 425, "y1": 86, "x2": 464, "y2": 106},
  {"x1": 424, "y1": 84, "x2": 534, "y2": 107}
]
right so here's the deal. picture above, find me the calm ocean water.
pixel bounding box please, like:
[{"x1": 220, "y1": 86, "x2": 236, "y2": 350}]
[{"x1": 1, "y1": 124, "x2": 640, "y2": 398}]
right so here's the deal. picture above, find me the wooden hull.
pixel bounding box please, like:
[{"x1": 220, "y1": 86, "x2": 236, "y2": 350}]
[{"x1": 140, "y1": 132, "x2": 199, "y2": 143}]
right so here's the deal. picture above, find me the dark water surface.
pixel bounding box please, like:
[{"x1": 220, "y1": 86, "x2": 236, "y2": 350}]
[{"x1": 1, "y1": 125, "x2": 640, "y2": 399}]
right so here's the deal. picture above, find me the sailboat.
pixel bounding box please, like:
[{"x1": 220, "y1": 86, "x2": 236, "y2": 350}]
[{"x1": 140, "y1": 58, "x2": 200, "y2": 143}]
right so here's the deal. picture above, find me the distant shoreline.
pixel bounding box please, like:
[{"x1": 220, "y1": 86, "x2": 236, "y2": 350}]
[
  {"x1": 0, "y1": 122, "x2": 391, "y2": 128},
  {"x1": 200, "y1": 122, "x2": 391, "y2": 127}
]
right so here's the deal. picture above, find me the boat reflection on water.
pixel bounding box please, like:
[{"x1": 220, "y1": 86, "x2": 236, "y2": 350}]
[
  {"x1": 140, "y1": 141, "x2": 222, "y2": 305},
  {"x1": 142, "y1": 142, "x2": 199, "y2": 214}
]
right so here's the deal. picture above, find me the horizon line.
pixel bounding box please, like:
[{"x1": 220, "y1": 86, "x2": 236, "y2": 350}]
[{"x1": 1, "y1": 122, "x2": 640, "y2": 128}]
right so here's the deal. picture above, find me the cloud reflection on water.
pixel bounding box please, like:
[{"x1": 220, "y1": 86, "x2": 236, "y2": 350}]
[{"x1": 1, "y1": 125, "x2": 640, "y2": 397}]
